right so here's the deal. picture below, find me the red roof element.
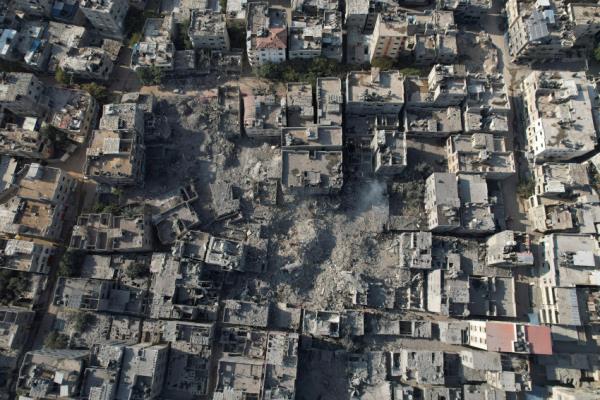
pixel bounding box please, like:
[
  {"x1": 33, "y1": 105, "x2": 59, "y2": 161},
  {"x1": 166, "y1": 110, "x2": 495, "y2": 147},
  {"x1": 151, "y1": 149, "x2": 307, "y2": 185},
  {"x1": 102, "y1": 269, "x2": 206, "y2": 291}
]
[
  {"x1": 485, "y1": 322, "x2": 552, "y2": 355},
  {"x1": 256, "y1": 27, "x2": 287, "y2": 49},
  {"x1": 525, "y1": 325, "x2": 553, "y2": 355}
]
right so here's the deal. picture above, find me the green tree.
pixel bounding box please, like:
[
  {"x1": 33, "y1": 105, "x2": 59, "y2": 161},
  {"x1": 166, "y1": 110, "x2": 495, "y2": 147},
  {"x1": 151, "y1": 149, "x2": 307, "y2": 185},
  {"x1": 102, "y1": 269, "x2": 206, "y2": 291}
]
[
  {"x1": 126, "y1": 262, "x2": 149, "y2": 279},
  {"x1": 174, "y1": 21, "x2": 193, "y2": 50},
  {"x1": 398, "y1": 67, "x2": 423, "y2": 76},
  {"x1": 594, "y1": 46, "x2": 600, "y2": 62},
  {"x1": 0, "y1": 270, "x2": 29, "y2": 305},
  {"x1": 55, "y1": 67, "x2": 69, "y2": 85},
  {"x1": 371, "y1": 57, "x2": 395, "y2": 70},
  {"x1": 227, "y1": 20, "x2": 246, "y2": 49},
  {"x1": 58, "y1": 250, "x2": 84, "y2": 277},
  {"x1": 44, "y1": 331, "x2": 69, "y2": 349},
  {"x1": 517, "y1": 178, "x2": 535, "y2": 199},
  {"x1": 137, "y1": 66, "x2": 164, "y2": 86},
  {"x1": 81, "y1": 83, "x2": 111, "y2": 104},
  {"x1": 71, "y1": 312, "x2": 94, "y2": 332}
]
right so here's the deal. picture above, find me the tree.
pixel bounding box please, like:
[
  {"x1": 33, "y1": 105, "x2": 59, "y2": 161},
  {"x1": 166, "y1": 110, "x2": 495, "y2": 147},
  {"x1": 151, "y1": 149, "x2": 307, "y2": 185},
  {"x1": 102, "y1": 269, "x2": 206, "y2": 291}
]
[
  {"x1": 44, "y1": 331, "x2": 69, "y2": 349},
  {"x1": 517, "y1": 178, "x2": 535, "y2": 199},
  {"x1": 58, "y1": 250, "x2": 84, "y2": 277},
  {"x1": 81, "y1": 83, "x2": 110, "y2": 104},
  {"x1": 55, "y1": 67, "x2": 69, "y2": 85},
  {"x1": 0, "y1": 270, "x2": 29, "y2": 305},
  {"x1": 137, "y1": 66, "x2": 164, "y2": 86},
  {"x1": 126, "y1": 262, "x2": 149, "y2": 279},
  {"x1": 398, "y1": 67, "x2": 422, "y2": 76},
  {"x1": 174, "y1": 21, "x2": 193, "y2": 50},
  {"x1": 227, "y1": 20, "x2": 246, "y2": 49},
  {"x1": 71, "y1": 312, "x2": 94, "y2": 332},
  {"x1": 371, "y1": 57, "x2": 395, "y2": 70},
  {"x1": 594, "y1": 46, "x2": 600, "y2": 62}
]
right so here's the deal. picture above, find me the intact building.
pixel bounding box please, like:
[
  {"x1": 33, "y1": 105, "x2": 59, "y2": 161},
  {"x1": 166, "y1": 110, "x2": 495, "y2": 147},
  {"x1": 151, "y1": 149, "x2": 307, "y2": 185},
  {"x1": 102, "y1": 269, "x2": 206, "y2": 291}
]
[
  {"x1": 78, "y1": 0, "x2": 129, "y2": 39},
  {"x1": 188, "y1": 9, "x2": 230, "y2": 50},
  {"x1": 246, "y1": 3, "x2": 287, "y2": 67},
  {"x1": 522, "y1": 70, "x2": 598, "y2": 161}
]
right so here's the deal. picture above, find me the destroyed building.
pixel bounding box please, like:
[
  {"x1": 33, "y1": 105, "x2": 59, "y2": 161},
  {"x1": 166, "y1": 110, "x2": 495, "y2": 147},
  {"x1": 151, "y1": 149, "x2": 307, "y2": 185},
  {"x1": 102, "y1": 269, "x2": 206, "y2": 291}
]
[
  {"x1": 389, "y1": 349, "x2": 446, "y2": 385},
  {"x1": 70, "y1": 210, "x2": 153, "y2": 252},
  {"x1": 53, "y1": 276, "x2": 148, "y2": 315},
  {"x1": 243, "y1": 89, "x2": 286, "y2": 140},
  {"x1": 0, "y1": 115, "x2": 52, "y2": 159},
  {"x1": 59, "y1": 47, "x2": 114, "y2": 81},
  {"x1": 148, "y1": 253, "x2": 221, "y2": 321}
]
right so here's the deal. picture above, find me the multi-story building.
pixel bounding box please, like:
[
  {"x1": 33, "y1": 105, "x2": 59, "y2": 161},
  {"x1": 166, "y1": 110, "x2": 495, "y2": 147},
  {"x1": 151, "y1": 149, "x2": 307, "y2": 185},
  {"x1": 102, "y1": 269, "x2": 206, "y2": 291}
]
[
  {"x1": 0, "y1": 115, "x2": 52, "y2": 159},
  {"x1": 78, "y1": 0, "x2": 129, "y2": 40},
  {"x1": 115, "y1": 343, "x2": 169, "y2": 399},
  {"x1": 0, "y1": 239, "x2": 54, "y2": 274},
  {"x1": 59, "y1": 47, "x2": 115, "y2": 81},
  {"x1": 0, "y1": 73, "x2": 48, "y2": 117},
  {"x1": 49, "y1": 89, "x2": 98, "y2": 144},
  {"x1": 533, "y1": 163, "x2": 590, "y2": 198},
  {"x1": 538, "y1": 234, "x2": 600, "y2": 325},
  {"x1": 522, "y1": 70, "x2": 598, "y2": 161},
  {"x1": 467, "y1": 321, "x2": 552, "y2": 354},
  {"x1": 188, "y1": 9, "x2": 230, "y2": 50},
  {"x1": 345, "y1": 68, "x2": 405, "y2": 116},
  {"x1": 446, "y1": 134, "x2": 516, "y2": 180},
  {"x1": 424, "y1": 172, "x2": 461, "y2": 232},
  {"x1": 84, "y1": 103, "x2": 145, "y2": 186},
  {"x1": 246, "y1": 3, "x2": 287, "y2": 66},
  {"x1": 131, "y1": 16, "x2": 175, "y2": 72},
  {"x1": 69, "y1": 210, "x2": 154, "y2": 252},
  {"x1": 316, "y1": 77, "x2": 342, "y2": 126},
  {"x1": 507, "y1": 0, "x2": 600, "y2": 63}
]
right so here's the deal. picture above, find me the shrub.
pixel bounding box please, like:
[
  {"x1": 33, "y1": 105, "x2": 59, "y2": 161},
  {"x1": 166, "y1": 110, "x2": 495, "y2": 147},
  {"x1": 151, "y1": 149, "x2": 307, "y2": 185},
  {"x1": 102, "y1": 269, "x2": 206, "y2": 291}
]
[
  {"x1": 72, "y1": 312, "x2": 94, "y2": 332},
  {"x1": 58, "y1": 250, "x2": 84, "y2": 277},
  {"x1": 44, "y1": 331, "x2": 69, "y2": 349},
  {"x1": 0, "y1": 270, "x2": 29, "y2": 305},
  {"x1": 81, "y1": 83, "x2": 111, "y2": 104},
  {"x1": 126, "y1": 262, "x2": 149, "y2": 279},
  {"x1": 137, "y1": 66, "x2": 164, "y2": 86},
  {"x1": 371, "y1": 57, "x2": 395, "y2": 70},
  {"x1": 517, "y1": 178, "x2": 535, "y2": 199}
]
